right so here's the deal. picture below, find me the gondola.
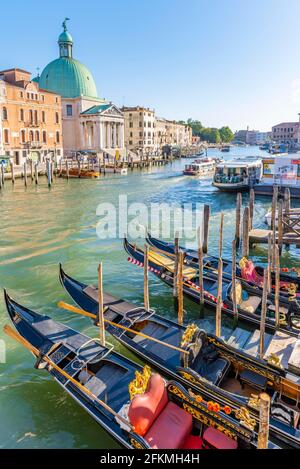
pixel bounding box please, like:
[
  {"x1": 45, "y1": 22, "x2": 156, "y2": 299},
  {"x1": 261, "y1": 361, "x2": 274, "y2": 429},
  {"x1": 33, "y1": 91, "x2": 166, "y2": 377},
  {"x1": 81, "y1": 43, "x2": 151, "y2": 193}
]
[
  {"x1": 3, "y1": 291, "x2": 259, "y2": 450},
  {"x1": 126, "y1": 238, "x2": 300, "y2": 337},
  {"x1": 59, "y1": 265, "x2": 300, "y2": 448},
  {"x1": 146, "y1": 233, "x2": 300, "y2": 301}
]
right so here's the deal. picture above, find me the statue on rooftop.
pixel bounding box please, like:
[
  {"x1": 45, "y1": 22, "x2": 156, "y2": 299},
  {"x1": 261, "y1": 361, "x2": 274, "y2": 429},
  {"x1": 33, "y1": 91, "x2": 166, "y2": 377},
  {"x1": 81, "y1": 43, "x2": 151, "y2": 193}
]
[{"x1": 62, "y1": 17, "x2": 70, "y2": 32}]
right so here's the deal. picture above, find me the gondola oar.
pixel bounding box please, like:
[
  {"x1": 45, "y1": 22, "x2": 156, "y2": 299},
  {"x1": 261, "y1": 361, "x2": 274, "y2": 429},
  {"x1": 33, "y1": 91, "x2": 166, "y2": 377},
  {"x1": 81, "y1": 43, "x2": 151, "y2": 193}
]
[
  {"x1": 3, "y1": 324, "x2": 134, "y2": 430},
  {"x1": 57, "y1": 301, "x2": 189, "y2": 356}
]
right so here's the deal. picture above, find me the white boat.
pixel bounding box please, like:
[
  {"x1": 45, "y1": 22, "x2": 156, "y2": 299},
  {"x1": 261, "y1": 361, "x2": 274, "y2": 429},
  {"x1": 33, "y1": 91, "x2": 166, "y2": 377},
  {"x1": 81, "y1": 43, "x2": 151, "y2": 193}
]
[
  {"x1": 254, "y1": 155, "x2": 300, "y2": 198},
  {"x1": 212, "y1": 157, "x2": 262, "y2": 192},
  {"x1": 183, "y1": 158, "x2": 218, "y2": 176}
]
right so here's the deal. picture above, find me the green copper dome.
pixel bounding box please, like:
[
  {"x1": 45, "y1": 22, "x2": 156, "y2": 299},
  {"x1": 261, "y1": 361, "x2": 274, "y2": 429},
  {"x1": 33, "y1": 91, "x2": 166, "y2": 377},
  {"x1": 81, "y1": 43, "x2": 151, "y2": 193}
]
[{"x1": 38, "y1": 21, "x2": 98, "y2": 99}]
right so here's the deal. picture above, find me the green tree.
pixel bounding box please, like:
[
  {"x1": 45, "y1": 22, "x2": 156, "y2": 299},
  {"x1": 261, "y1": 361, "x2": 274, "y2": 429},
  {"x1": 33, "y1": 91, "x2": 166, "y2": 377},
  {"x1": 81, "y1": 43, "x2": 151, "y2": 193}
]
[{"x1": 219, "y1": 126, "x2": 234, "y2": 143}]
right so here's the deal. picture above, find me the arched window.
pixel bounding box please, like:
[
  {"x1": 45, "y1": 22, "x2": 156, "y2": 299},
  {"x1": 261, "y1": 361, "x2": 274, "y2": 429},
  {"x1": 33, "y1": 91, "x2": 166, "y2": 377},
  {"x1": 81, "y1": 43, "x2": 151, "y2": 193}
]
[
  {"x1": 29, "y1": 110, "x2": 33, "y2": 124},
  {"x1": 21, "y1": 130, "x2": 26, "y2": 143},
  {"x1": 55, "y1": 112, "x2": 59, "y2": 124},
  {"x1": 20, "y1": 109, "x2": 24, "y2": 121},
  {"x1": 3, "y1": 107, "x2": 8, "y2": 120},
  {"x1": 56, "y1": 131, "x2": 60, "y2": 143},
  {"x1": 35, "y1": 131, "x2": 39, "y2": 142},
  {"x1": 34, "y1": 110, "x2": 38, "y2": 124},
  {"x1": 3, "y1": 129, "x2": 9, "y2": 143},
  {"x1": 29, "y1": 130, "x2": 34, "y2": 142},
  {"x1": 42, "y1": 131, "x2": 47, "y2": 143},
  {"x1": 42, "y1": 111, "x2": 46, "y2": 123}
]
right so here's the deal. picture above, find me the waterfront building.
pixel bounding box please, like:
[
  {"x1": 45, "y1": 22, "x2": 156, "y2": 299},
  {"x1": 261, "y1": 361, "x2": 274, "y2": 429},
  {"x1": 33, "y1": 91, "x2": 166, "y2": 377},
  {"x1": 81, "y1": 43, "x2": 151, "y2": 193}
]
[
  {"x1": 122, "y1": 106, "x2": 156, "y2": 153},
  {"x1": 234, "y1": 128, "x2": 270, "y2": 145},
  {"x1": 0, "y1": 80, "x2": 4, "y2": 155},
  {"x1": 192, "y1": 135, "x2": 201, "y2": 145},
  {"x1": 0, "y1": 68, "x2": 63, "y2": 164},
  {"x1": 272, "y1": 118, "x2": 300, "y2": 148},
  {"x1": 155, "y1": 117, "x2": 192, "y2": 148},
  {"x1": 35, "y1": 20, "x2": 124, "y2": 156}
]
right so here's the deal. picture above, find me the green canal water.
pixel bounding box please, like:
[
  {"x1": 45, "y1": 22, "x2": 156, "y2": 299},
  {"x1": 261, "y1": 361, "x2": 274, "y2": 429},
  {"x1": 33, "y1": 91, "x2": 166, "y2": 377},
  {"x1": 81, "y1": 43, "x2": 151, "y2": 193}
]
[{"x1": 0, "y1": 146, "x2": 299, "y2": 448}]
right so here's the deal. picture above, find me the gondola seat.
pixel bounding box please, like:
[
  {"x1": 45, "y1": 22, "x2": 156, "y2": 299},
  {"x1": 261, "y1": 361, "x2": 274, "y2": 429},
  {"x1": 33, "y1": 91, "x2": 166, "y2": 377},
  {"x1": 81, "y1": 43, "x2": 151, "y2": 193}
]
[
  {"x1": 233, "y1": 281, "x2": 261, "y2": 314},
  {"x1": 128, "y1": 373, "x2": 193, "y2": 449},
  {"x1": 203, "y1": 427, "x2": 238, "y2": 449}
]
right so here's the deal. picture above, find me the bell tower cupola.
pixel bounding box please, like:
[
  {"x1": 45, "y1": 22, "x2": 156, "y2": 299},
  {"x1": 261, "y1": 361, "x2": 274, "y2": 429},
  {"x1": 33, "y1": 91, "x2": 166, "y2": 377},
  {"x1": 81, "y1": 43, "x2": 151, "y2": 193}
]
[{"x1": 58, "y1": 18, "x2": 73, "y2": 58}]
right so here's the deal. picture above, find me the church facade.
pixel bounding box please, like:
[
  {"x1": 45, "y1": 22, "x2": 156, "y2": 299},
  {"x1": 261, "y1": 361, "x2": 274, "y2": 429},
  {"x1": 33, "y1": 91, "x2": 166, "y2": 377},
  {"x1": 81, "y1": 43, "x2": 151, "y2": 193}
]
[{"x1": 36, "y1": 20, "x2": 125, "y2": 156}]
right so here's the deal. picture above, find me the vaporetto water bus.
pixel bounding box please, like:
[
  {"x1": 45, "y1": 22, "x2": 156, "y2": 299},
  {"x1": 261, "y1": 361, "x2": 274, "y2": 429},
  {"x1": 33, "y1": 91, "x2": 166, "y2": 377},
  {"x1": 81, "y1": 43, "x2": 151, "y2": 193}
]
[
  {"x1": 254, "y1": 155, "x2": 300, "y2": 198},
  {"x1": 212, "y1": 157, "x2": 262, "y2": 192},
  {"x1": 183, "y1": 158, "x2": 221, "y2": 177}
]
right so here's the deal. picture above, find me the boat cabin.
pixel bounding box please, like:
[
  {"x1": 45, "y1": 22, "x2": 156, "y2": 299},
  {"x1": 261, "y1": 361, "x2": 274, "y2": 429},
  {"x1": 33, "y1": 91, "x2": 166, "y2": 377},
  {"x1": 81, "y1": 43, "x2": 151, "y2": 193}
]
[
  {"x1": 213, "y1": 157, "x2": 262, "y2": 191},
  {"x1": 183, "y1": 158, "x2": 219, "y2": 176},
  {"x1": 254, "y1": 156, "x2": 300, "y2": 198}
]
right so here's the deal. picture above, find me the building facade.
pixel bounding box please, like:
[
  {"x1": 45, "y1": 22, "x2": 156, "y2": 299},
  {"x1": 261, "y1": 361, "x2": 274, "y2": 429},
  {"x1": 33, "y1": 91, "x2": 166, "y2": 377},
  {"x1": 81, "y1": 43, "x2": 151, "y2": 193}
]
[
  {"x1": 155, "y1": 118, "x2": 192, "y2": 147},
  {"x1": 122, "y1": 106, "x2": 155, "y2": 153},
  {"x1": 234, "y1": 128, "x2": 270, "y2": 145},
  {"x1": 0, "y1": 68, "x2": 63, "y2": 164},
  {"x1": 35, "y1": 20, "x2": 124, "y2": 156},
  {"x1": 272, "y1": 121, "x2": 300, "y2": 147}
]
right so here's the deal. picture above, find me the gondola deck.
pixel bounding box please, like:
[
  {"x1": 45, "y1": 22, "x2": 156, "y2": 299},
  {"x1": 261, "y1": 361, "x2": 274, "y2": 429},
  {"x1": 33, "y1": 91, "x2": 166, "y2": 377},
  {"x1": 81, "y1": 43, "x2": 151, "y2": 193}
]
[{"x1": 59, "y1": 265, "x2": 300, "y2": 448}]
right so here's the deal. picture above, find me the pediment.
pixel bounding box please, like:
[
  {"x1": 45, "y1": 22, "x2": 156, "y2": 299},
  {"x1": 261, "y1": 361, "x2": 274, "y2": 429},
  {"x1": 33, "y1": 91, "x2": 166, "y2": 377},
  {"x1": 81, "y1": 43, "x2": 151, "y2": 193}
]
[{"x1": 102, "y1": 105, "x2": 124, "y2": 117}]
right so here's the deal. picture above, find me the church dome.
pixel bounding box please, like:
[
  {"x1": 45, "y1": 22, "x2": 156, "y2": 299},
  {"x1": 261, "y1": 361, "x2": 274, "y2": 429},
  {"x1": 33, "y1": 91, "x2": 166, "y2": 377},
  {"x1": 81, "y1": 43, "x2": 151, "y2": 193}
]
[{"x1": 38, "y1": 20, "x2": 98, "y2": 99}]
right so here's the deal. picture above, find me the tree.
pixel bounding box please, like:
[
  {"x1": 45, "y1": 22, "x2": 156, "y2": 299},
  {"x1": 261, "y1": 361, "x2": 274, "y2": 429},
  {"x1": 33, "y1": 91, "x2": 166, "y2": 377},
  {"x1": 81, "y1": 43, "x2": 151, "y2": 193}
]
[{"x1": 219, "y1": 126, "x2": 234, "y2": 143}]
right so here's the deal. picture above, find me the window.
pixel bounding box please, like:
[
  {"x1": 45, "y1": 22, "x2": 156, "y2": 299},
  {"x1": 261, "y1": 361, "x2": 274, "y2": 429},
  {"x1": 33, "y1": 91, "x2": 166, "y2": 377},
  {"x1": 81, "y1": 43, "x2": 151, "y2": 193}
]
[
  {"x1": 2, "y1": 107, "x2": 8, "y2": 120},
  {"x1": 129, "y1": 140, "x2": 133, "y2": 145},
  {"x1": 29, "y1": 110, "x2": 33, "y2": 123},
  {"x1": 35, "y1": 131, "x2": 39, "y2": 142},
  {"x1": 55, "y1": 97, "x2": 59, "y2": 103},
  {"x1": 21, "y1": 130, "x2": 26, "y2": 143},
  {"x1": 20, "y1": 91, "x2": 24, "y2": 98},
  {"x1": 20, "y1": 109, "x2": 24, "y2": 121},
  {"x1": 34, "y1": 110, "x2": 38, "y2": 124},
  {"x1": 3, "y1": 129, "x2": 9, "y2": 143},
  {"x1": 66, "y1": 104, "x2": 73, "y2": 117},
  {"x1": 130, "y1": 132, "x2": 133, "y2": 137},
  {"x1": 29, "y1": 130, "x2": 34, "y2": 141},
  {"x1": 42, "y1": 131, "x2": 47, "y2": 143},
  {"x1": 139, "y1": 121, "x2": 142, "y2": 127},
  {"x1": 42, "y1": 111, "x2": 46, "y2": 123},
  {"x1": 55, "y1": 112, "x2": 59, "y2": 124},
  {"x1": 129, "y1": 122, "x2": 133, "y2": 128},
  {"x1": 41, "y1": 95, "x2": 45, "y2": 102},
  {"x1": 56, "y1": 131, "x2": 60, "y2": 143}
]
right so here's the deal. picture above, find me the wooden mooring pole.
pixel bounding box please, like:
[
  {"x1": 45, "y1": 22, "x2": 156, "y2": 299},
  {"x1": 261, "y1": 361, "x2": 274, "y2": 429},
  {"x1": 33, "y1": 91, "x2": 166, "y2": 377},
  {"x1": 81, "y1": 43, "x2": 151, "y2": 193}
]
[
  {"x1": 275, "y1": 244, "x2": 280, "y2": 329},
  {"x1": 202, "y1": 204, "x2": 210, "y2": 254},
  {"x1": 216, "y1": 257, "x2": 223, "y2": 338},
  {"x1": 144, "y1": 244, "x2": 150, "y2": 311},
  {"x1": 66, "y1": 160, "x2": 69, "y2": 180},
  {"x1": 277, "y1": 199, "x2": 283, "y2": 255},
  {"x1": 173, "y1": 233, "x2": 179, "y2": 310},
  {"x1": 259, "y1": 270, "x2": 268, "y2": 360},
  {"x1": 257, "y1": 393, "x2": 270, "y2": 449},
  {"x1": 35, "y1": 163, "x2": 39, "y2": 185},
  {"x1": 177, "y1": 251, "x2": 184, "y2": 326},
  {"x1": 23, "y1": 162, "x2": 27, "y2": 187},
  {"x1": 249, "y1": 188, "x2": 255, "y2": 231},
  {"x1": 10, "y1": 162, "x2": 15, "y2": 184},
  {"x1": 97, "y1": 263, "x2": 106, "y2": 346},
  {"x1": 242, "y1": 206, "x2": 250, "y2": 257},
  {"x1": 267, "y1": 233, "x2": 272, "y2": 293},
  {"x1": 235, "y1": 193, "x2": 242, "y2": 248},
  {"x1": 0, "y1": 166, "x2": 3, "y2": 190},
  {"x1": 219, "y1": 212, "x2": 224, "y2": 258},
  {"x1": 30, "y1": 159, "x2": 34, "y2": 180},
  {"x1": 1, "y1": 164, "x2": 5, "y2": 187},
  {"x1": 232, "y1": 239, "x2": 238, "y2": 327},
  {"x1": 197, "y1": 227, "x2": 204, "y2": 318}
]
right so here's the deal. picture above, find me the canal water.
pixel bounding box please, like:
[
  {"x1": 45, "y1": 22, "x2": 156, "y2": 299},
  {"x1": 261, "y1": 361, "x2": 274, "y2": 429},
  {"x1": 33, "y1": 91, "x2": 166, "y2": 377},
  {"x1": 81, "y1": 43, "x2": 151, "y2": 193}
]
[{"x1": 0, "y1": 146, "x2": 299, "y2": 448}]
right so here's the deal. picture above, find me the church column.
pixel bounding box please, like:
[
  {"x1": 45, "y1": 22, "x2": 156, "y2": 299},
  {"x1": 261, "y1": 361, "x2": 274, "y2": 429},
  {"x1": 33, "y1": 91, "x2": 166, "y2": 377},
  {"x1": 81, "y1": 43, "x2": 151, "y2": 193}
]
[
  {"x1": 81, "y1": 123, "x2": 85, "y2": 149},
  {"x1": 99, "y1": 120, "x2": 103, "y2": 150},
  {"x1": 119, "y1": 123, "x2": 124, "y2": 148},
  {"x1": 113, "y1": 123, "x2": 117, "y2": 149}
]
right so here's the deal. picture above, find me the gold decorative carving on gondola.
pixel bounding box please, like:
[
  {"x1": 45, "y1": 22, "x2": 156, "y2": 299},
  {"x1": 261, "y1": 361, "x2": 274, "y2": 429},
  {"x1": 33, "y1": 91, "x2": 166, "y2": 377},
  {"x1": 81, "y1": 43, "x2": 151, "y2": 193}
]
[
  {"x1": 168, "y1": 384, "x2": 251, "y2": 439},
  {"x1": 248, "y1": 394, "x2": 260, "y2": 411},
  {"x1": 128, "y1": 365, "x2": 151, "y2": 400},
  {"x1": 234, "y1": 407, "x2": 256, "y2": 431},
  {"x1": 267, "y1": 353, "x2": 284, "y2": 369},
  {"x1": 183, "y1": 404, "x2": 237, "y2": 441},
  {"x1": 130, "y1": 438, "x2": 145, "y2": 449},
  {"x1": 181, "y1": 323, "x2": 198, "y2": 347}
]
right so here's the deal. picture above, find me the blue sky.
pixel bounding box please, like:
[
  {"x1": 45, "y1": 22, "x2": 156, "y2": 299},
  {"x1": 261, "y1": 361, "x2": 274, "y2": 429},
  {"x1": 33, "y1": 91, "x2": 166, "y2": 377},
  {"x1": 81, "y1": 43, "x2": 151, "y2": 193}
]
[{"x1": 2, "y1": 0, "x2": 300, "y2": 131}]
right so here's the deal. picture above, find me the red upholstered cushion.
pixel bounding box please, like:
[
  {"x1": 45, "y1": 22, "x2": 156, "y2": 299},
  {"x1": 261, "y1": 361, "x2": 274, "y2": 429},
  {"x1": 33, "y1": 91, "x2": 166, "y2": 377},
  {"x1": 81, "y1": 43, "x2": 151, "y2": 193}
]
[
  {"x1": 203, "y1": 427, "x2": 238, "y2": 449},
  {"x1": 128, "y1": 373, "x2": 168, "y2": 436},
  {"x1": 145, "y1": 401, "x2": 193, "y2": 449},
  {"x1": 182, "y1": 435, "x2": 203, "y2": 449}
]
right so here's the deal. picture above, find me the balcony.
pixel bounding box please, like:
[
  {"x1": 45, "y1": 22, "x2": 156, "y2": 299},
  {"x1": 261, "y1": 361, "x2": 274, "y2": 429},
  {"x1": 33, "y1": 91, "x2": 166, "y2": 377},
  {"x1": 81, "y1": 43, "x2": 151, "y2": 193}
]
[{"x1": 25, "y1": 121, "x2": 40, "y2": 128}]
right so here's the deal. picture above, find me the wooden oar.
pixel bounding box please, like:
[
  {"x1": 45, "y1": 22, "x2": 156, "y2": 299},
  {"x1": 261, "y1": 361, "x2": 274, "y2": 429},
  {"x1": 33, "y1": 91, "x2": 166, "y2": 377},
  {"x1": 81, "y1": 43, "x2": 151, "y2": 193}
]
[
  {"x1": 58, "y1": 301, "x2": 189, "y2": 355},
  {"x1": 3, "y1": 324, "x2": 134, "y2": 430}
]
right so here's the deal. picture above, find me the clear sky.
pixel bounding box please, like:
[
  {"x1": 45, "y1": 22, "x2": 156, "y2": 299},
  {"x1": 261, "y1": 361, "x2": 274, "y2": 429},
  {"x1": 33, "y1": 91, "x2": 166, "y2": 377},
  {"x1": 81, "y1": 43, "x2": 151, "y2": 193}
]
[{"x1": 2, "y1": 0, "x2": 300, "y2": 131}]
